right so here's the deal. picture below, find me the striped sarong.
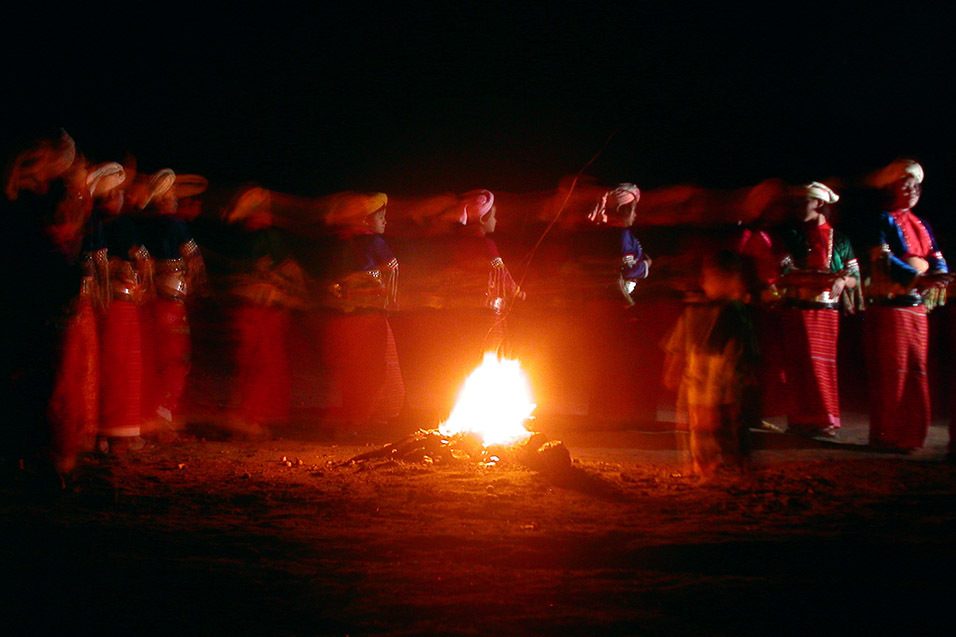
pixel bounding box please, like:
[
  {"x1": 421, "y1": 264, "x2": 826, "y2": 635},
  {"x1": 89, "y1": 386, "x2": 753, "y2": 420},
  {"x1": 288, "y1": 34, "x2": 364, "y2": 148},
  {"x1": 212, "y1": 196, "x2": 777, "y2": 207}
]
[
  {"x1": 781, "y1": 308, "x2": 841, "y2": 430},
  {"x1": 865, "y1": 306, "x2": 930, "y2": 450}
]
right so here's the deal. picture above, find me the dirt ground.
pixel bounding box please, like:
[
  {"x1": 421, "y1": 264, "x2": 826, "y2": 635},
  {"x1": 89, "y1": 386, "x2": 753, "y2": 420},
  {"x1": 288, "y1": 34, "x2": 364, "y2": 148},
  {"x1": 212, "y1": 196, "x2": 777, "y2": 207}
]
[{"x1": 2, "y1": 418, "x2": 955, "y2": 636}]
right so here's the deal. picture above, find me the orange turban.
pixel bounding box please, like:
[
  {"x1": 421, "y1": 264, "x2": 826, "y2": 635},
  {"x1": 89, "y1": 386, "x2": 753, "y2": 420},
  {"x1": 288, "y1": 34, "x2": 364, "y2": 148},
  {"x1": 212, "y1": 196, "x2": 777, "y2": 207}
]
[{"x1": 323, "y1": 191, "x2": 388, "y2": 227}]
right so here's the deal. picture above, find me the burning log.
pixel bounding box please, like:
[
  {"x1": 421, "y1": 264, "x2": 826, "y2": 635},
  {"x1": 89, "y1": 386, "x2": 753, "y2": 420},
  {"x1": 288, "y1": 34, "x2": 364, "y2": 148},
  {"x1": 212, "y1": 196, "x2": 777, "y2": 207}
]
[{"x1": 343, "y1": 428, "x2": 571, "y2": 473}]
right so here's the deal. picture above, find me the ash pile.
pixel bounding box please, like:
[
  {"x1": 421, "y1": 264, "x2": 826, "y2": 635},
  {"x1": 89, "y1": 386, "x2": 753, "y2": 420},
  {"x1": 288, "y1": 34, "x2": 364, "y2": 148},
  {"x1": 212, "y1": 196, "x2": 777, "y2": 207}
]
[{"x1": 344, "y1": 429, "x2": 572, "y2": 474}]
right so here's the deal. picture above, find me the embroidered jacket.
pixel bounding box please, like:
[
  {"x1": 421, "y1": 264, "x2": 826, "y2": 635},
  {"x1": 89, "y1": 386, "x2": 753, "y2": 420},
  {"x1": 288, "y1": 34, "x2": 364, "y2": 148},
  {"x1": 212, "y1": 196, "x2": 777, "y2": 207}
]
[{"x1": 872, "y1": 209, "x2": 947, "y2": 286}]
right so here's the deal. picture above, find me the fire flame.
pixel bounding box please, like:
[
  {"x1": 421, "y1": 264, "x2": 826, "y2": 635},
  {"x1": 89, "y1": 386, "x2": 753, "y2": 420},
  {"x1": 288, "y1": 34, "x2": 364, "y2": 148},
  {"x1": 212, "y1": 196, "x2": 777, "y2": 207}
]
[{"x1": 439, "y1": 352, "x2": 537, "y2": 447}]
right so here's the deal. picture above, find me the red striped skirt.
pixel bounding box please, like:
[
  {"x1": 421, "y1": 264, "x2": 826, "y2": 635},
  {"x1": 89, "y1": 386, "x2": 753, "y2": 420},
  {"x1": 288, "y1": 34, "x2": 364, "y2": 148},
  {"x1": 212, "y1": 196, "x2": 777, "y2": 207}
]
[
  {"x1": 142, "y1": 298, "x2": 191, "y2": 422},
  {"x1": 99, "y1": 300, "x2": 143, "y2": 438},
  {"x1": 781, "y1": 308, "x2": 841, "y2": 430},
  {"x1": 865, "y1": 306, "x2": 929, "y2": 450},
  {"x1": 322, "y1": 312, "x2": 405, "y2": 428},
  {"x1": 48, "y1": 298, "x2": 99, "y2": 458},
  {"x1": 753, "y1": 306, "x2": 788, "y2": 418},
  {"x1": 234, "y1": 304, "x2": 291, "y2": 426}
]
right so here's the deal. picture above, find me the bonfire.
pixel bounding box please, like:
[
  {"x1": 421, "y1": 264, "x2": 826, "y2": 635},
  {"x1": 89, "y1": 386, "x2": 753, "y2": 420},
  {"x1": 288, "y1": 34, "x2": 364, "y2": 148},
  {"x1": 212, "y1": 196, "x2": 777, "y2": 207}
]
[{"x1": 347, "y1": 353, "x2": 571, "y2": 472}]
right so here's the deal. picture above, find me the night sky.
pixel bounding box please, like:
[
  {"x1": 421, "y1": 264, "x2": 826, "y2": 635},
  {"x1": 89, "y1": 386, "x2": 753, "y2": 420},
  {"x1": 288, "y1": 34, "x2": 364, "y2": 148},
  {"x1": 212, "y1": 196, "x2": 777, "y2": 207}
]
[{"x1": 5, "y1": 3, "x2": 956, "y2": 200}]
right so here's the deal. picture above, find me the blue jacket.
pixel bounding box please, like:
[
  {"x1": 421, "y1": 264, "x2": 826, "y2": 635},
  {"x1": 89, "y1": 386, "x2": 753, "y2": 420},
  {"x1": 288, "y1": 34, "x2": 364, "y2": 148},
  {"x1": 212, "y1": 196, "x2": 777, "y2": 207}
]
[
  {"x1": 872, "y1": 210, "x2": 947, "y2": 285},
  {"x1": 620, "y1": 228, "x2": 649, "y2": 280}
]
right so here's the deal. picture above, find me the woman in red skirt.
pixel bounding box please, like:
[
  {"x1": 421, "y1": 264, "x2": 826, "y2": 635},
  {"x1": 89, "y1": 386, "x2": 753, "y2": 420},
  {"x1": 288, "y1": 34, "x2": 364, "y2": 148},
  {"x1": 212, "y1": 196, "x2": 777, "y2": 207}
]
[{"x1": 864, "y1": 159, "x2": 950, "y2": 452}]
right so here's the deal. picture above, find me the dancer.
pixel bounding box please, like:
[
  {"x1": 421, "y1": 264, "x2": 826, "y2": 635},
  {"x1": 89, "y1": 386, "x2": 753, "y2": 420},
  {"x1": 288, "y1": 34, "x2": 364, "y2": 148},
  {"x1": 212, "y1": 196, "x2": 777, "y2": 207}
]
[
  {"x1": 864, "y1": 159, "x2": 950, "y2": 452},
  {"x1": 227, "y1": 186, "x2": 308, "y2": 436},
  {"x1": 588, "y1": 183, "x2": 651, "y2": 306},
  {"x1": 664, "y1": 250, "x2": 758, "y2": 480},
  {"x1": 452, "y1": 189, "x2": 525, "y2": 354},
  {"x1": 139, "y1": 169, "x2": 207, "y2": 441},
  {"x1": 323, "y1": 192, "x2": 404, "y2": 432},
  {"x1": 97, "y1": 163, "x2": 152, "y2": 453},
  {"x1": 777, "y1": 182, "x2": 861, "y2": 437}
]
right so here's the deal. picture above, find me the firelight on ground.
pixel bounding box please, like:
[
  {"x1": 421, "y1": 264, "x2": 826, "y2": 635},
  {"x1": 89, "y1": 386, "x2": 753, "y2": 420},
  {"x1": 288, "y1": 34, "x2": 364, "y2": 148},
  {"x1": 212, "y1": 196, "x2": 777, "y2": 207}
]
[{"x1": 439, "y1": 352, "x2": 536, "y2": 447}]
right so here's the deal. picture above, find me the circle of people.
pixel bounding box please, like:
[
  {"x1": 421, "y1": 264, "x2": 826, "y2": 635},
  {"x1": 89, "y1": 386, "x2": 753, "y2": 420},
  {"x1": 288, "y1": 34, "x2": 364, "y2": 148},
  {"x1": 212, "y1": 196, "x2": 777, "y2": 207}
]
[{"x1": 3, "y1": 131, "x2": 949, "y2": 478}]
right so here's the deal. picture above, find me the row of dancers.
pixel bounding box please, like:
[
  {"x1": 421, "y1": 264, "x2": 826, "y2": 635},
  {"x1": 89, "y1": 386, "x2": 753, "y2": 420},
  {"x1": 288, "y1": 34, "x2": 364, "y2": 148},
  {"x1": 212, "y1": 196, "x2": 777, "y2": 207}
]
[{"x1": 2, "y1": 129, "x2": 952, "y2": 482}]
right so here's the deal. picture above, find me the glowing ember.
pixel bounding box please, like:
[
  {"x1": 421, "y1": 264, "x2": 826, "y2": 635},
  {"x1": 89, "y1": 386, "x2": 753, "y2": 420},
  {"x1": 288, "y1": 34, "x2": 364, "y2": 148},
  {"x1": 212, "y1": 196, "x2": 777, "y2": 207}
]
[{"x1": 439, "y1": 353, "x2": 537, "y2": 447}]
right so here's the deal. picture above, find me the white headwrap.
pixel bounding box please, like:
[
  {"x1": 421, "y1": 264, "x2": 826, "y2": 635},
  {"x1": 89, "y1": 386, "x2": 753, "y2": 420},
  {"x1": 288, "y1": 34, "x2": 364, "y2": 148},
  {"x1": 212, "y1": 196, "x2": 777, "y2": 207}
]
[
  {"x1": 803, "y1": 181, "x2": 839, "y2": 204},
  {"x1": 458, "y1": 189, "x2": 495, "y2": 225},
  {"x1": 143, "y1": 168, "x2": 177, "y2": 206},
  {"x1": 86, "y1": 162, "x2": 126, "y2": 196},
  {"x1": 871, "y1": 159, "x2": 924, "y2": 188},
  {"x1": 588, "y1": 183, "x2": 641, "y2": 224}
]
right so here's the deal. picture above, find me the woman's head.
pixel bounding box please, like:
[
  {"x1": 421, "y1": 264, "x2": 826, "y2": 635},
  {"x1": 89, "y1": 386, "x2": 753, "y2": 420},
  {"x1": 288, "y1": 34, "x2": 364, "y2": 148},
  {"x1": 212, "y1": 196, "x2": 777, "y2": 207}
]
[
  {"x1": 479, "y1": 205, "x2": 497, "y2": 235},
  {"x1": 872, "y1": 159, "x2": 923, "y2": 210},
  {"x1": 891, "y1": 174, "x2": 922, "y2": 210},
  {"x1": 589, "y1": 183, "x2": 640, "y2": 227},
  {"x1": 798, "y1": 181, "x2": 839, "y2": 221},
  {"x1": 364, "y1": 205, "x2": 387, "y2": 234}
]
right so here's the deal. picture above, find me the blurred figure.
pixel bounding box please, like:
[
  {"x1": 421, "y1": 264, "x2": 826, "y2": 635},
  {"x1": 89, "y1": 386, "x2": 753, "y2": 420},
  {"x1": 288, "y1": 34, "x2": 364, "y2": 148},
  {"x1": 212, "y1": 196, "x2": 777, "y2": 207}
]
[
  {"x1": 585, "y1": 183, "x2": 654, "y2": 423},
  {"x1": 864, "y1": 159, "x2": 950, "y2": 453},
  {"x1": 97, "y1": 167, "x2": 152, "y2": 454},
  {"x1": 1, "y1": 130, "x2": 85, "y2": 479},
  {"x1": 138, "y1": 169, "x2": 207, "y2": 442},
  {"x1": 321, "y1": 192, "x2": 404, "y2": 433},
  {"x1": 733, "y1": 179, "x2": 790, "y2": 422},
  {"x1": 452, "y1": 189, "x2": 525, "y2": 354},
  {"x1": 227, "y1": 186, "x2": 308, "y2": 436},
  {"x1": 588, "y1": 183, "x2": 651, "y2": 306},
  {"x1": 776, "y1": 182, "x2": 861, "y2": 438},
  {"x1": 663, "y1": 250, "x2": 758, "y2": 481},
  {"x1": 46, "y1": 162, "x2": 122, "y2": 472}
]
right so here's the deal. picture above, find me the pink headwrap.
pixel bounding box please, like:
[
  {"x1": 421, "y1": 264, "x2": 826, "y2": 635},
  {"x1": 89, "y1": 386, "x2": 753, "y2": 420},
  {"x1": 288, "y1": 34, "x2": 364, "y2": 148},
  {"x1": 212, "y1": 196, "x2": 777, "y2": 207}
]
[
  {"x1": 588, "y1": 183, "x2": 641, "y2": 224},
  {"x1": 458, "y1": 189, "x2": 495, "y2": 225}
]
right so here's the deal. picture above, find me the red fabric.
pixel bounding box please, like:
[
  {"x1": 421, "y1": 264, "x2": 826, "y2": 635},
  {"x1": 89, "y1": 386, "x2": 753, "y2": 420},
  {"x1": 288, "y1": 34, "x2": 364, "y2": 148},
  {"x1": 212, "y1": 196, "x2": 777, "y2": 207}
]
[
  {"x1": 891, "y1": 209, "x2": 933, "y2": 259},
  {"x1": 781, "y1": 308, "x2": 841, "y2": 430},
  {"x1": 943, "y1": 304, "x2": 956, "y2": 454},
  {"x1": 321, "y1": 312, "x2": 404, "y2": 427},
  {"x1": 753, "y1": 306, "x2": 788, "y2": 417},
  {"x1": 234, "y1": 304, "x2": 290, "y2": 425},
  {"x1": 803, "y1": 221, "x2": 832, "y2": 270},
  {"x1": 99, "y1": 300, "x2": 143, "y2": 438},
  {"x1": 48, "y1": 298, "x2": 99, "y2": 460},
  {"x1": 143, "y1": 299, "x2": 191, "y2": 422},
  {"x1": 737, "y1": 229, "x2": 780, "y2": 287},
  {"x1": 865, "y1": 306, "x2": 930, "y2": 450}
]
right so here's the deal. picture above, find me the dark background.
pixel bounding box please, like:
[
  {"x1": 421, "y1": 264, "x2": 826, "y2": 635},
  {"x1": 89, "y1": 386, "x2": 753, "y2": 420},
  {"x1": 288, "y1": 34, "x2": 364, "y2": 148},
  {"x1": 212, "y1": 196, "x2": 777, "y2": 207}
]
[
  {"x1": 4, "y1": 3, "x2": 955, "y2": 204},
  {"x1": 7, "y1": 2, "x2": 955, "y2": 422}
]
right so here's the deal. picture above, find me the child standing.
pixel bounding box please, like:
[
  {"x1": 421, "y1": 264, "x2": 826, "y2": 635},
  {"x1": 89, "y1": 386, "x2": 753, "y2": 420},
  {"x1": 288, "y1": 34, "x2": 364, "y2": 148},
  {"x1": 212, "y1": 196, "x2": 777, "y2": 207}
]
[{"x1": 664, "y1": 250, "x2": 759, "y2": 480}]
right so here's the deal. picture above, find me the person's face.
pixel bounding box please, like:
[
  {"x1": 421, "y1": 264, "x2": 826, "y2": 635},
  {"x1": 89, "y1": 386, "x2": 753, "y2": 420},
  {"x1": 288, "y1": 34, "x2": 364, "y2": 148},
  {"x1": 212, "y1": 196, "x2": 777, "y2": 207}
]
[
  {"x1": 893, "y1": 176, "x2": 921, "y2": 209},
  {"x1": 480, "y1": 206, "x2": 497, "y2": 235},
  {"x1": 802, "y1": 196, "x2": 823, "y2": 220},
  {"x1": 365, "y1": 208, "x2": 387, "y2": 234},
  {"x1": 619, "y1": 203, "x2": 637, "y2": 228}
]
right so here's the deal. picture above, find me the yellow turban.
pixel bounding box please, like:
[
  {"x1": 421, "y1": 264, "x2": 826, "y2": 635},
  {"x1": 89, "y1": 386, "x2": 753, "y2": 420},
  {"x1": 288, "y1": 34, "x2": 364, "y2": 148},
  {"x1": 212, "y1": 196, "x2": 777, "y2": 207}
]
[{"x1": 323, "y1": 191, "x2": 388, "y2": 227}]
